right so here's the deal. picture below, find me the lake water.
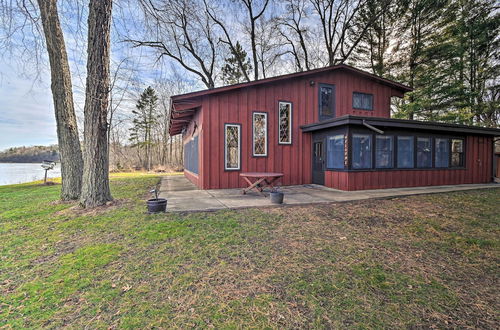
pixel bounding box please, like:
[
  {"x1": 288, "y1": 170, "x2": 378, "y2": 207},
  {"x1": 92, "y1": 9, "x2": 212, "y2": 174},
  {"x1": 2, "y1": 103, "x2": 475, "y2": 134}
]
[{"x1": 0, "y1": 163, "x2": 62, "y2": 186}]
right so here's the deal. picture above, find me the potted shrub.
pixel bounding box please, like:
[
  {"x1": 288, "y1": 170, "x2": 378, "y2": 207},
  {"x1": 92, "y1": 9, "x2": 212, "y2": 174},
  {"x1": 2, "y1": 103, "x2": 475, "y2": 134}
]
[
  {"x1": 269, "y1": 186, "x2": 284, "y2": 204},
  {"x1": 147, "y1": 185, "x2": 167, "y2": 213}
]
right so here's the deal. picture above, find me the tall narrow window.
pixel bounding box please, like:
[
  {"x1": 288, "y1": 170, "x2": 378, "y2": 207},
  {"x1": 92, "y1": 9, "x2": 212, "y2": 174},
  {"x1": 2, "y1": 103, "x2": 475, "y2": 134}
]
[
  {"x1": 397, "y1": 136, "x2": 414, "y2": 168},
  {"x1": 319, "y1": 84, "x2": 335, "y2": 120},
  {"x1": 225, "y1": 124, "x2": 241, "y2": 170},
  {"x1": 352, "y1": 134, "x2": 372, "y2": 169},
  {"x1": 416, "y1": 137, "x2": 432, "y2": 168},
  {"x1": 451, "y1": 139, "x2": 464, "y2": 167},
  {"x1": 435, "y1": 138, "x2": 449, "y2": 168},
  {"x1": 327, "y1": 135, "x2": 345, "y2": 169},
  {"x1": 353, "y1": 92, "x2": 374, "y2": 110},
  {"x1": 278, "y1": 101, "x2": 292, "y2": 144},
  {"x1": 375, "y1": 136, "x2": 393, "y2": 168},
  {"x1": 252, "y1": 112, "x2": 267, "y2": 156}
]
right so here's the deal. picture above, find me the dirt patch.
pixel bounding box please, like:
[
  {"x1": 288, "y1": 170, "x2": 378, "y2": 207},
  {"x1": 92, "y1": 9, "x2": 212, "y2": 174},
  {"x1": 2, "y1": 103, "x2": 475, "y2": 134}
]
[{"x1": 54, "y1": 198, "x2": 131, "y2": 217}]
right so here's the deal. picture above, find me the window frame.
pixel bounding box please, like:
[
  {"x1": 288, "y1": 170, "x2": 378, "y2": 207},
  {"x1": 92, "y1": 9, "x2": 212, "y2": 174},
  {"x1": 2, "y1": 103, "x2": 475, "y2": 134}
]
[
  {"x1": 375, "y1": 135, "x2": 394, "y2": 169},
  {"x1": 352, "y1": 92, "x2": 374, "y2": 111},
  {"x1": 252, "y1": 111, "x2": 268, "y2": 157},
  {"x1": 318, "y1": 83, "x2": 336, "y2": 121},
  {"x1": 351, "y1": 133, "x2": 373, "y2": 169},
  {"x1": 396, "y1": 136, "x2": 415, "y2": 169},
  {"x1": 224, "y1": 123, "x2": 241, "y2": 171},
  {"x1": 278, "y1": 101, "x2": 292, "y2": 145},
  {"x1": 450, "y1": 138, "x2": 465, "y2": 168},
  {"x1": 416, "y1": 137, "x2": 433, "y2": 168},
  {"x1": 326, "y1": 134, "x2": 346, "y2": 170},
  {"x1": 434, "y1": 137, "x2": 450, "y2": 168}
]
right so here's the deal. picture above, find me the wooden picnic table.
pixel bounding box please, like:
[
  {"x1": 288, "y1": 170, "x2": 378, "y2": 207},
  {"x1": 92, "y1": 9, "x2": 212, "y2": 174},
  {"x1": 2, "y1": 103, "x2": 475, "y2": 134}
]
[{"x1": 240, "y1": 172, "x2": 284, "y2": 196}]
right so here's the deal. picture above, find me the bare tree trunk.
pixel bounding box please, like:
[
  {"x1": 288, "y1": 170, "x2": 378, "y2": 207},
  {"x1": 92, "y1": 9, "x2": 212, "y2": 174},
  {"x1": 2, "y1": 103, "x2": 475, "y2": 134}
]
[
  {"x1": 80, "y1": 0, "x2": 113, "y2": 208},
  {"x1": 37, "y1": 0, "x2": 83, "y2": 200}
]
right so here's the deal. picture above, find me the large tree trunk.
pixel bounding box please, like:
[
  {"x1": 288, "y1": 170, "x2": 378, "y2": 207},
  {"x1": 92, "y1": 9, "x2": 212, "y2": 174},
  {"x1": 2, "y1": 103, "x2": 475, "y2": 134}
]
[
  {"x1": 80, "y1": 0, "x2": 113, "y2": 208},
  {"x1": 37, "y1": 0, "x2": 83, "y2": 200}
]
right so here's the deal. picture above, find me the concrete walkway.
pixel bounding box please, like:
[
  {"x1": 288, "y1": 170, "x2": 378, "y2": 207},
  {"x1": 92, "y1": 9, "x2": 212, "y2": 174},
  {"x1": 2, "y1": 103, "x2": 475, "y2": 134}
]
[{"x1": 158, "y1": 175, "x2": 499, "y2": 212}]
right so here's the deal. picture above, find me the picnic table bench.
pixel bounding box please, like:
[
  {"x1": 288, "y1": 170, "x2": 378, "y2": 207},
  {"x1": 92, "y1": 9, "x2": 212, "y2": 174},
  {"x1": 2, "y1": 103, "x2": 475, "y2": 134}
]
[{"x1": 240, "y1": 172, "x2": 284, "y2": 196}]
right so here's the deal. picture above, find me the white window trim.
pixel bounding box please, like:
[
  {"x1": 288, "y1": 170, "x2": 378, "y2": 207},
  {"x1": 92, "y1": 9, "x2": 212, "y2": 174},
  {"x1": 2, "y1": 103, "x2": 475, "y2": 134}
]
[
  {"x1": 252, "y1": 112, "x2": 268, "y2": 157},
  {"x1": 224, "y1": 123, "x2": 241, "y2": 170},
  {"x1": 278, "y1": 101, "x2": 292, "y2": 145}
]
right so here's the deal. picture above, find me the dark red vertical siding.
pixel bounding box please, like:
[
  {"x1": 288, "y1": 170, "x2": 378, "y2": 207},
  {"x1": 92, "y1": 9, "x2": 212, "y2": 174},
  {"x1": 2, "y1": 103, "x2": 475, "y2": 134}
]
[
  {"x1": 324, "y1": 136, "x2": 493, "y2": 191},
  {"x1": 197, "y1": 70, "x2": 398, "y2": 189}
]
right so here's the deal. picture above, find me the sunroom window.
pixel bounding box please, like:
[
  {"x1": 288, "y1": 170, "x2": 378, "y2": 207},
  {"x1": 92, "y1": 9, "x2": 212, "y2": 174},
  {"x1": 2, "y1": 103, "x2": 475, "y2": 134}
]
[
  {"x1": 416, "y1": 137, "x2": 432, "y2": 168},
  {"x1": 375, "y1": 136, "x2": 393, "y2": 168},
  {"x1": 352, "y1": 134, "x2": 372, "y2": 169},
  {"x1": 435, "y1": 138, "x2": 449, "y2": 168},
  {"x1": 224, "y1": 124, "x2": 240, "y2": 170},
  {"x1": 397, "y1": 136, "x2": 414, "y2": 168},
  {"x1": 327, "y1": 135, "x2": 345, "y2": 169},
  {"x1": 252, "y1": 112, "x2": 267, "y2": 156}
]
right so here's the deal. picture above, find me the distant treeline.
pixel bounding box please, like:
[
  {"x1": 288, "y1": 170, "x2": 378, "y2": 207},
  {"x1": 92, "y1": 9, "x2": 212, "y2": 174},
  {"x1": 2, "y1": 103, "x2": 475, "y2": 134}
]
[{"x1": 0, "y1": 145, "x2": 60, "y2": 163}]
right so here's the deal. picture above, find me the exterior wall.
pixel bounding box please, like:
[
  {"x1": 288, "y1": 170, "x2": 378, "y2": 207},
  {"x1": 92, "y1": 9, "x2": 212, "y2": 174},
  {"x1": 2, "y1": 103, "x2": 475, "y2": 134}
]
[
  {"x1": 182, "y1": 108, "x2": 203, "y2": 186},
  {"x1": 199, "y1": 70, "x2": 399, "y2": 189},
  {"x1": 325, "y1": 135, "x2": 493, "y2": 190}
]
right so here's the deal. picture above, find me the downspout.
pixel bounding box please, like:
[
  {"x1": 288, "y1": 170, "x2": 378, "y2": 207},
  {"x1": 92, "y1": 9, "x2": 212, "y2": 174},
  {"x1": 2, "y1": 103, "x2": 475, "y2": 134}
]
[{"x1": 362, "y1": 120, "x2": 384, "y2": 134}]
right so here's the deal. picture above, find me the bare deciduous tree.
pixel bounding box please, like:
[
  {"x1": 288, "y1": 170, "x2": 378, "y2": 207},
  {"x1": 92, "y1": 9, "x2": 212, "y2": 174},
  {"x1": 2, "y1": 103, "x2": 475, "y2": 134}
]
[
  {"x1": 129, "y1": 0, "x2": 218, "y2": 89},
  {"x1": 0, "y1": 0, "x2": 85, "y2": 200},
  {"x1": 80, "y1": 0, "x2": 113, "y2": 208},
  {"x1": 310, "y1": 0, "x2": 386, "y2": 65}
]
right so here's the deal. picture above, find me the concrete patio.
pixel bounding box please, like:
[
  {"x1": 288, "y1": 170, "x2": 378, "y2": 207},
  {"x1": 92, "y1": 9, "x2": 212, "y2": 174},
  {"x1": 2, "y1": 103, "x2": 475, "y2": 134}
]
[{"x1": 158, "y1": 175, "x2": 499, "y2": 212}]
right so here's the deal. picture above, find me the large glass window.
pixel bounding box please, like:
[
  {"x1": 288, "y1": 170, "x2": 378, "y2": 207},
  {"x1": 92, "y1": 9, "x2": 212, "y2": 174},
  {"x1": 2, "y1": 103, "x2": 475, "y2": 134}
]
[
  {"x1": 397, "y1": 136, "x2": 414, "y2": 168},
  {"x1": 352, "y1": 134, "x2": 372, "y2": 169},
  {"x1": 224, "y1": 124, "x2": 240, "y2": 170},
  {"x1": 416, "y1": 137, "x2": 432, "y2": 168},
  {"x1": 327, "y1": 135, "x2": 345, "y2": 169},
  {"x1": 353, "y1": 92, "x2": 374, "y2": 110},
  {"x1": 278, "y1": 101, "x2": 292, "y2": 144},
  {"x1": 319, "y1": 84, "x2": 335, "y2": 120},
  {"x1": 375, "y1": 136, "x2": 393, "y2": 168},
  {"x1": 252, "y1": 112, "x2": 267, "y2": 156},
  {"x1": 451, "y1": 139, "x2": 464, "y2": 167},
  {"x1": 435, "y1": 138, "x2": 449, "y2": 167}
]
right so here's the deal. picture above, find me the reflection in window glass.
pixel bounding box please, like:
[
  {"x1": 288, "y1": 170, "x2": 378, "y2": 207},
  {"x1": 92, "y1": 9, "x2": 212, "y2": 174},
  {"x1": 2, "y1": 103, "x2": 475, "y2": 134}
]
[
  {"x1": 327, "y1": 135, "x2": 345, "y2": 169},
  {"x1": 353, "y1": 92, "x2": 374, "y2": 110},
  {"x1": 375, "y1": 136, "x2": 393, "y2": 168},
  {"x1": 225, "y1": 124, "x2": 240, "y2": 170},
  {"x1": 278, "y1": 102, "x2": 292, "y2": 144},
  {"x1": 417, "y1": 137, "x2": 432, "y2": 168},
  {"x1": 352, "y1": 134, "x2": 372, "y2": 169},
  {"x1": 319, "y1": 85, "x2": 335, "y2": 119},
  {"x1": 397, "y1": 136, "x2": 414, "y2": 168},
  {"x1": 435, "y1": 138, "x2": 449, "y2": 167},
  {"x1": 451, "y1": 139, "x2": 464, "y2": 167},
  {"x1": 253, "y1": 112, "x2": 267, "y2": 156}
]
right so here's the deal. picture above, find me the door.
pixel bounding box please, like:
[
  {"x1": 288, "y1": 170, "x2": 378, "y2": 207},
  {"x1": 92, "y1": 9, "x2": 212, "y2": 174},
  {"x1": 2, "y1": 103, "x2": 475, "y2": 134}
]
[{"x1": 312, "y1": 141, "x2": 325, "y2": 185}]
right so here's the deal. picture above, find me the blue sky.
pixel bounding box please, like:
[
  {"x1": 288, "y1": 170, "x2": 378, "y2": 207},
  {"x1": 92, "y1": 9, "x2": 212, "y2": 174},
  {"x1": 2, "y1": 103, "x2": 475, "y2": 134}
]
[
  {"x1": 0, "y1": 61, "x2": 56, "y2": 150},
  {"x1": 0, "y1": 2, "x2": 176, "y2": 151}
]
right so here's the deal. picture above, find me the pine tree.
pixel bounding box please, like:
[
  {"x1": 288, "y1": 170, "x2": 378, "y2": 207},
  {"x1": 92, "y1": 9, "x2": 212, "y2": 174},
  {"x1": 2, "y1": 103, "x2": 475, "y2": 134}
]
[
  {"x1": 129, "y1": 86, "x2": 159, "y2": 171},
  {"x1": 221, "y1": 42, "x2": 252, "y2": 85}
]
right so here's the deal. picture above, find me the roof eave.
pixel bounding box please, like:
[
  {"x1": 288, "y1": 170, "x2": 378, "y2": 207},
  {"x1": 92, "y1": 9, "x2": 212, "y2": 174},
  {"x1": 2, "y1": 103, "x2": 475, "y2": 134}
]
[{"x1": 301, "y1": 115, "x2": 500, "y2": 136}]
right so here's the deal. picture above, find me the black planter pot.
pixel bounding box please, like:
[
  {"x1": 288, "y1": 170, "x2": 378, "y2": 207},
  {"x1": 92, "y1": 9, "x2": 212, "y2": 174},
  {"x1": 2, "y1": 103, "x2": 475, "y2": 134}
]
[
  {"x1": 270, "y1": 192, "x2": 284, "y2": 204},
  {"x1": 147, "y1": 198, "x2": 167, "y2": 213}
]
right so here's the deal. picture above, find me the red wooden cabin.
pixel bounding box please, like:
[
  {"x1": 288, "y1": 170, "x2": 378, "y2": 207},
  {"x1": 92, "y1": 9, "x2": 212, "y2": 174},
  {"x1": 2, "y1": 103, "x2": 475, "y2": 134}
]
[{"x1": 170, "y1": 64, "x2": 500, "y2": 191}]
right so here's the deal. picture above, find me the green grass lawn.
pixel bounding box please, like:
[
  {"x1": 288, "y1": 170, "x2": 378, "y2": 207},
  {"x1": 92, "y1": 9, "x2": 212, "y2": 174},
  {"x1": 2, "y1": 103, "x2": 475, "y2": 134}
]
[{"x1": 1, "y1": 175, "x2": 499, "y2": 328}]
